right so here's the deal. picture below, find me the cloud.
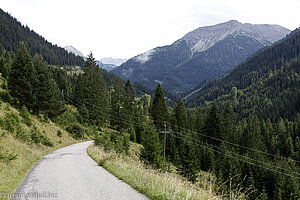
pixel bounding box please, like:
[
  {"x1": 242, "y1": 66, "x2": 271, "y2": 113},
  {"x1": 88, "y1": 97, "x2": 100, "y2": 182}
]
[{"x1": 135, "y1": 49, "x2": 155, "y2": 64}]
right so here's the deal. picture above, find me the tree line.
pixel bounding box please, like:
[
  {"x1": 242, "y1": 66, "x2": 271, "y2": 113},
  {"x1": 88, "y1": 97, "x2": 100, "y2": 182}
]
[{"x1": 1, "y1": 41, "x2": 299, "y2": 199}]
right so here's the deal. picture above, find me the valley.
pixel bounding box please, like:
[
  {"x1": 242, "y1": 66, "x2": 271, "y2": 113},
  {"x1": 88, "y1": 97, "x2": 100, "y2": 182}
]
[{"x1": 0, "y1": 5, "x2": 300, "y2": 200}]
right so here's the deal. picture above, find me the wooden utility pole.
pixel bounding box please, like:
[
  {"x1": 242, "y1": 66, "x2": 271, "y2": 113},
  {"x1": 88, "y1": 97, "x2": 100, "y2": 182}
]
[{"x1": 160, "y1": 122, "x2": 170, "y2": 166}]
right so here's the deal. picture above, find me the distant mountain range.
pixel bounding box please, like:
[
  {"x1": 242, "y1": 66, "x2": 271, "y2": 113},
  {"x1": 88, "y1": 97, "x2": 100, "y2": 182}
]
[
  {"x1": 63, "y1": 46, "x2": 126, "y2": 71},
  {"x1": 100, "y1": 57, "x2": 127, "y2": 66},
  {"x1": 112, "y1": 20, "x2": 290, "y2": 94}
]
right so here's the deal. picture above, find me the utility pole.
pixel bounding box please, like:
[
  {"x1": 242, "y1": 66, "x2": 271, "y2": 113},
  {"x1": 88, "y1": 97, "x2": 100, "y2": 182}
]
[{"x1": 160, "y1": 122, "x2": 170, "y2": 167}]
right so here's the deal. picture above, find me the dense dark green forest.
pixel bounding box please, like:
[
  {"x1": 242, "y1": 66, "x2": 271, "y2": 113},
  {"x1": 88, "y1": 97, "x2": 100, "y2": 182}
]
[
  {"x1": 1, "y1": 25, "x2": 299, "y2": 200},
  {"x1": 0, "y1": 8, "x2": 84, "y2": 66}
]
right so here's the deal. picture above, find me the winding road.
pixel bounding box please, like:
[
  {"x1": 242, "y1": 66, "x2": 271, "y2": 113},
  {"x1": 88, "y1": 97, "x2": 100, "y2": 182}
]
[{"x1": 12, "y1": 141, "x2": 149, "y2": 200}]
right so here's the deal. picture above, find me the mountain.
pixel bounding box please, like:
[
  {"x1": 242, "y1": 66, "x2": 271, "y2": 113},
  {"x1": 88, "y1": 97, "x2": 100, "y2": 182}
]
[
  {"x1": 64, "y1": 45, "x2": 85, "y2": 58},
  {"x1": 96, "y1": 60, "x2": 117, "y2": 72},
  {"x1": 112, "y1": 20, "x2": 290, "y2": 94},
  {"x1": 0, "y1": 8, "x2": 84, "y2": 66},
  {"x1": 185, "y1": 28, "x2": 300, "y2": 121},
  {"x1": 100, "y1": 57, "x2": 127, "y2": 66}
]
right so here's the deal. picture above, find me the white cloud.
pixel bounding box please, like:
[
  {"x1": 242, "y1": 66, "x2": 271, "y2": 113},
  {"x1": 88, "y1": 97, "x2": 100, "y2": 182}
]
[{"x1": 135, "y1": 49, "x2": 155, "y2": 64}]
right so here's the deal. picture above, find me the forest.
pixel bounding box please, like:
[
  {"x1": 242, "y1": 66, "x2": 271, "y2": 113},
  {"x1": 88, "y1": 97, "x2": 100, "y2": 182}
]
[
  {"x1": 0, "y1": 8, "x2": 84, "y2": 66},
  {"x1": 0, "y1": 36, "x2": 299, "y2": 199}
]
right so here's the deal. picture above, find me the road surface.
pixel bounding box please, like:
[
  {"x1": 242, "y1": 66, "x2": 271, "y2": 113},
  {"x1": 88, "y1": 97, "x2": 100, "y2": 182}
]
[{"x1": 12, "y1": 141, "x2": 149, "y2": 200}]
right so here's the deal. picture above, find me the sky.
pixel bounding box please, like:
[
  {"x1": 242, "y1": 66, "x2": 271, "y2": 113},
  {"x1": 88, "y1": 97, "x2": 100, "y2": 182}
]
[{"x1": 0, "y1": 0, "x2": 300, "y2": 59}]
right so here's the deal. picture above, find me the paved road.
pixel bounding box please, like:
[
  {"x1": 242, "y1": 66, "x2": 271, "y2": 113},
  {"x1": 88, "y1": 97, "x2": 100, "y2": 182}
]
[{"x1": 12, "y1": 141, "x2": 149, "y2": 200}]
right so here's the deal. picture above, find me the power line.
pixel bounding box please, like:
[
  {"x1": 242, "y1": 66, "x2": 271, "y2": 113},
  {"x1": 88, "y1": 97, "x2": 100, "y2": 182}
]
[
  {"x1": 63, "y1": 92, "x2": 300, "y2": 179},
  {"x1": 169, "y1": 132, "x2": 300, "y2": 180},
  {"x1": 171, "y1": 130, "x2": 300, "y2": 177},
  {"x1": 166, "y1": 121, "x2": 300, "y2": 165}
]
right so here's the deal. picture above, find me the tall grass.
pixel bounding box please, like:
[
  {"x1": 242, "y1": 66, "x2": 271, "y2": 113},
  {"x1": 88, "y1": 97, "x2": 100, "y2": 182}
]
[{"x1": 87, "y1": 143, "x2": 219, "y2": 200}]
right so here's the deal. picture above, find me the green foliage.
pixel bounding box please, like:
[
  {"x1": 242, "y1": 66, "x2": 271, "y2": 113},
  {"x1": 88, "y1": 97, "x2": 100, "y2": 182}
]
[
  {"x1": 140, "y1": 125, "x2": 163, "y2": 168},
  {"x1": 150, "y1": 83, "x2": 170, "y2": 130},
  {"x1": 16, "y1": 126, "x2": 30, "y2": 142},
  {"x1": 20, "y1": 105, "x2": 32, "y2": 126},
  {"x1": 8, "y1": 41, "x2": 37, "y2": 111},
  {"x1": 33, "y1": 54, "x2": 65, "y2": 117},
  {"x1": 75, "y1": 53, "x2": 108, "y2": 125},
  {"x1": 57, "y1": 130, "x2": 62, "y2": 137},
  {"x1": 4, "y1": 112, "x2": 19, "y2": 133},
  {"x1": 129, "y1": 124, "x2": 136, "y2": 143},
  {"x1": 94, "y1": 131, "x2": 130, "y2": 154},
  {"x1": 0, "y1": 9, "x2": 84, "y2": 66},
  {"x1": 66, "y1": 123, "x2": 85, "y2": 139}
]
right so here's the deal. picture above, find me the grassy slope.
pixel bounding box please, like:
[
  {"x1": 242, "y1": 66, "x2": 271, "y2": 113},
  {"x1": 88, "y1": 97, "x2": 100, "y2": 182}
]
[
  {"x1": 0, "y1": 101, "x2": 80, "y2": 199},
  {"x1": 87, "y1": 142, "x2": 219, "y2": 200}
]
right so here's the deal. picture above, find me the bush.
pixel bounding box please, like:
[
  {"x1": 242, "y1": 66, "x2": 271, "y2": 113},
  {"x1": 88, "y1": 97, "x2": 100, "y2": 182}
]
[
  {"x1": 66, "y1": 123, "x2": 85, "y2": 139},
  {"x1": 94, "y1": 131, "x2": 130, "y2": 154},
  {"x1": 29, "y1": 126, "x2": 53, "y2": 147},
  {"x1": 20, "y1": 105, "x2": 32, "y2": 126},
  {"x1": 57, "y1": 130, "x2": 62, "y2": 137},
  {"x1": 16, "y1": 126, "x2": 30, "y2": 142},
  {"x1": 4, "y1": 112, "x2": 19, "y2": 133}
]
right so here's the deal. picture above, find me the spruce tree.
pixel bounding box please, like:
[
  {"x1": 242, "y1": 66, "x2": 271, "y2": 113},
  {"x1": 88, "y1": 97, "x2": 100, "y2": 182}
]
[
  {"x1": 150, "y1": 83, "x2": 169, "y2": 130},
  {"x1": 123, "y1": 79, "x2": 135, "y2": 128},
  {"x1": 76, "y1": 52, "x2": 108, "y2": 125},
  {"x1": 173, "y1": 97, "x2": 188, "y2": 129},
  {"x1": 33, "y1": 54, "x2": 64, "y2": 117},
  {"x1": 110, "y1": 76, "x2": 125, "y2": 130},
  {"x1": 8, "y1": 41, "x2": 37, "y2": 111},
  {"x1": 203, "y1": 102, "x2": 221, "y2": 146},
  {"x1": 140, "y1": 125, "x2": 163, "y2": 168}
]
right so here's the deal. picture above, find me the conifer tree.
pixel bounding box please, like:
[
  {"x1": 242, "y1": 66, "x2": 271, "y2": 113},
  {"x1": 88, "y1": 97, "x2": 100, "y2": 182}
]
[
  {"x1": 140, "y1": 125, "x2": 163, "y2": 168},
  {"x1": 76, "y1": 52, "x2": 108, "y2": 125},
  {"x1": 123, "y1": 79, "x2": 135, "y2": 128},
  {"x1": 173, "y1": 97, "x2": 188, "y2": 129},
  {"x1": 110, "y1": 76, "x2": 125, "y2": 130},
  {"x1": 33, "y1": 54, "x2": 64, "y2": 117},
  {"x1": 8, "y1": 41, "x2": 37, "y2": 111},
  {"x1": 150, "y1": 83, "x2": 169, "y2": 130},
  {"x1": 203, "y1": 102, "x2": 221, "y2": 146}
]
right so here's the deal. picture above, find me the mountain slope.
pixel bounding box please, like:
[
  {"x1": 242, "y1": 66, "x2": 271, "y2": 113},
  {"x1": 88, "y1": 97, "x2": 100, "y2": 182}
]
[
  {"x1": 185, "y1": 28, "x2": 300, "y2": 120},
  {"x1": 100, "y1": 57, "x2": 127, "y2": 66},
  {"x1": 112, "y1": 20, "x2": 290, "y2": 94},
  {"x1": 0, "y1": 8, "x2": 84, "y2": 66},
  {"x1": 64, "y1": 45, "x2": 85, "y2": 58}
]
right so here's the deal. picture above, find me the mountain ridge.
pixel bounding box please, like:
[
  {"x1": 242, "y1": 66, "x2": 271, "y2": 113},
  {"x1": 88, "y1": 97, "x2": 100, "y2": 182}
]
[{"x1": 112, "y1": 20, "x2": 290, "y2": 94}]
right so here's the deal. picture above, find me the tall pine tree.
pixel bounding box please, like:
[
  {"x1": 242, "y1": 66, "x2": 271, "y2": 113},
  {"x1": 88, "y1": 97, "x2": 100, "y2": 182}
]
[
  {"x1": 76, "y1": 52, "x2": 108, "y2": 125},
  {"x1": 150, "y1": 83, "x2": 169, "y2": 130},
  {"x1": 8, "y1": 41, "x2": 37, "y2": 111}
]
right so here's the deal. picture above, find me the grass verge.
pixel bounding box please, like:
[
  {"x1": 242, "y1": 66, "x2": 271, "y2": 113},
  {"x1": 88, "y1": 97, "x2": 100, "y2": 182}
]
[
  {"x1": 0, "y1": 102, "x2": 83, "y2": 200},
  {"x1": 87, "y1": 143, "x2": 219, "y2": 200}
]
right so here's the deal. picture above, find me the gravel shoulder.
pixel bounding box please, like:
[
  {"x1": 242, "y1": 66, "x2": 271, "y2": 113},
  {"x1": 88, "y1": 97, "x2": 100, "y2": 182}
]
[{"x1": 12, "y1": 141, "x2": 149, "y2": 200}]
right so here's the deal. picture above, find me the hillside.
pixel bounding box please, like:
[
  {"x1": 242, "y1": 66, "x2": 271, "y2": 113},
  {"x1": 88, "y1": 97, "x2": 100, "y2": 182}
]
[
  {"x1": 185, "y1": 28, "x2": 300, "y2": 121},
  {"x1": 0, "y1": 8, "x2": 84, "y2": 66},
  {"x1": 112, "y1": 20, "x2": 290, "y2": 94},
  {"x1": 0, "y1": 74, "x2": 81, "y2": 196}
]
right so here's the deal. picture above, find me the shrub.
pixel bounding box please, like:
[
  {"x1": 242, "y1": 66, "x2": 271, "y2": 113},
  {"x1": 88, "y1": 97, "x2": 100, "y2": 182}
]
[
  {"x1": 94, "y1": 131, "x2": 130, "y2": 154},
  {"x1": 66, "y1": 123, "x2": 85, "y2": 139},
  {"x1": 57, "y1": 130, "x2": 62, "y2": 137},
  {"x1": 16, "y1": 126, "x2": 30, "y2": 142},
  {"x1": 20, "y1": 105, "x2": 32, "y2": 126},
  {"x1": 4, "y1": 112, "x2": 19, "y2": 133},
  {"x1": 30, "y1": 126, "x2": 41, "y2": 144},
  {"x1": 29, "y1": 126, "x2": 53, "y2": 147}
]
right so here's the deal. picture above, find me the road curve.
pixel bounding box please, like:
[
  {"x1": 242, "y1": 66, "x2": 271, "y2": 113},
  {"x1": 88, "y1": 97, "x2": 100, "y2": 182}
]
[{"x1": 12, "y1": 141, "x2": 149, "y2": 200}]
